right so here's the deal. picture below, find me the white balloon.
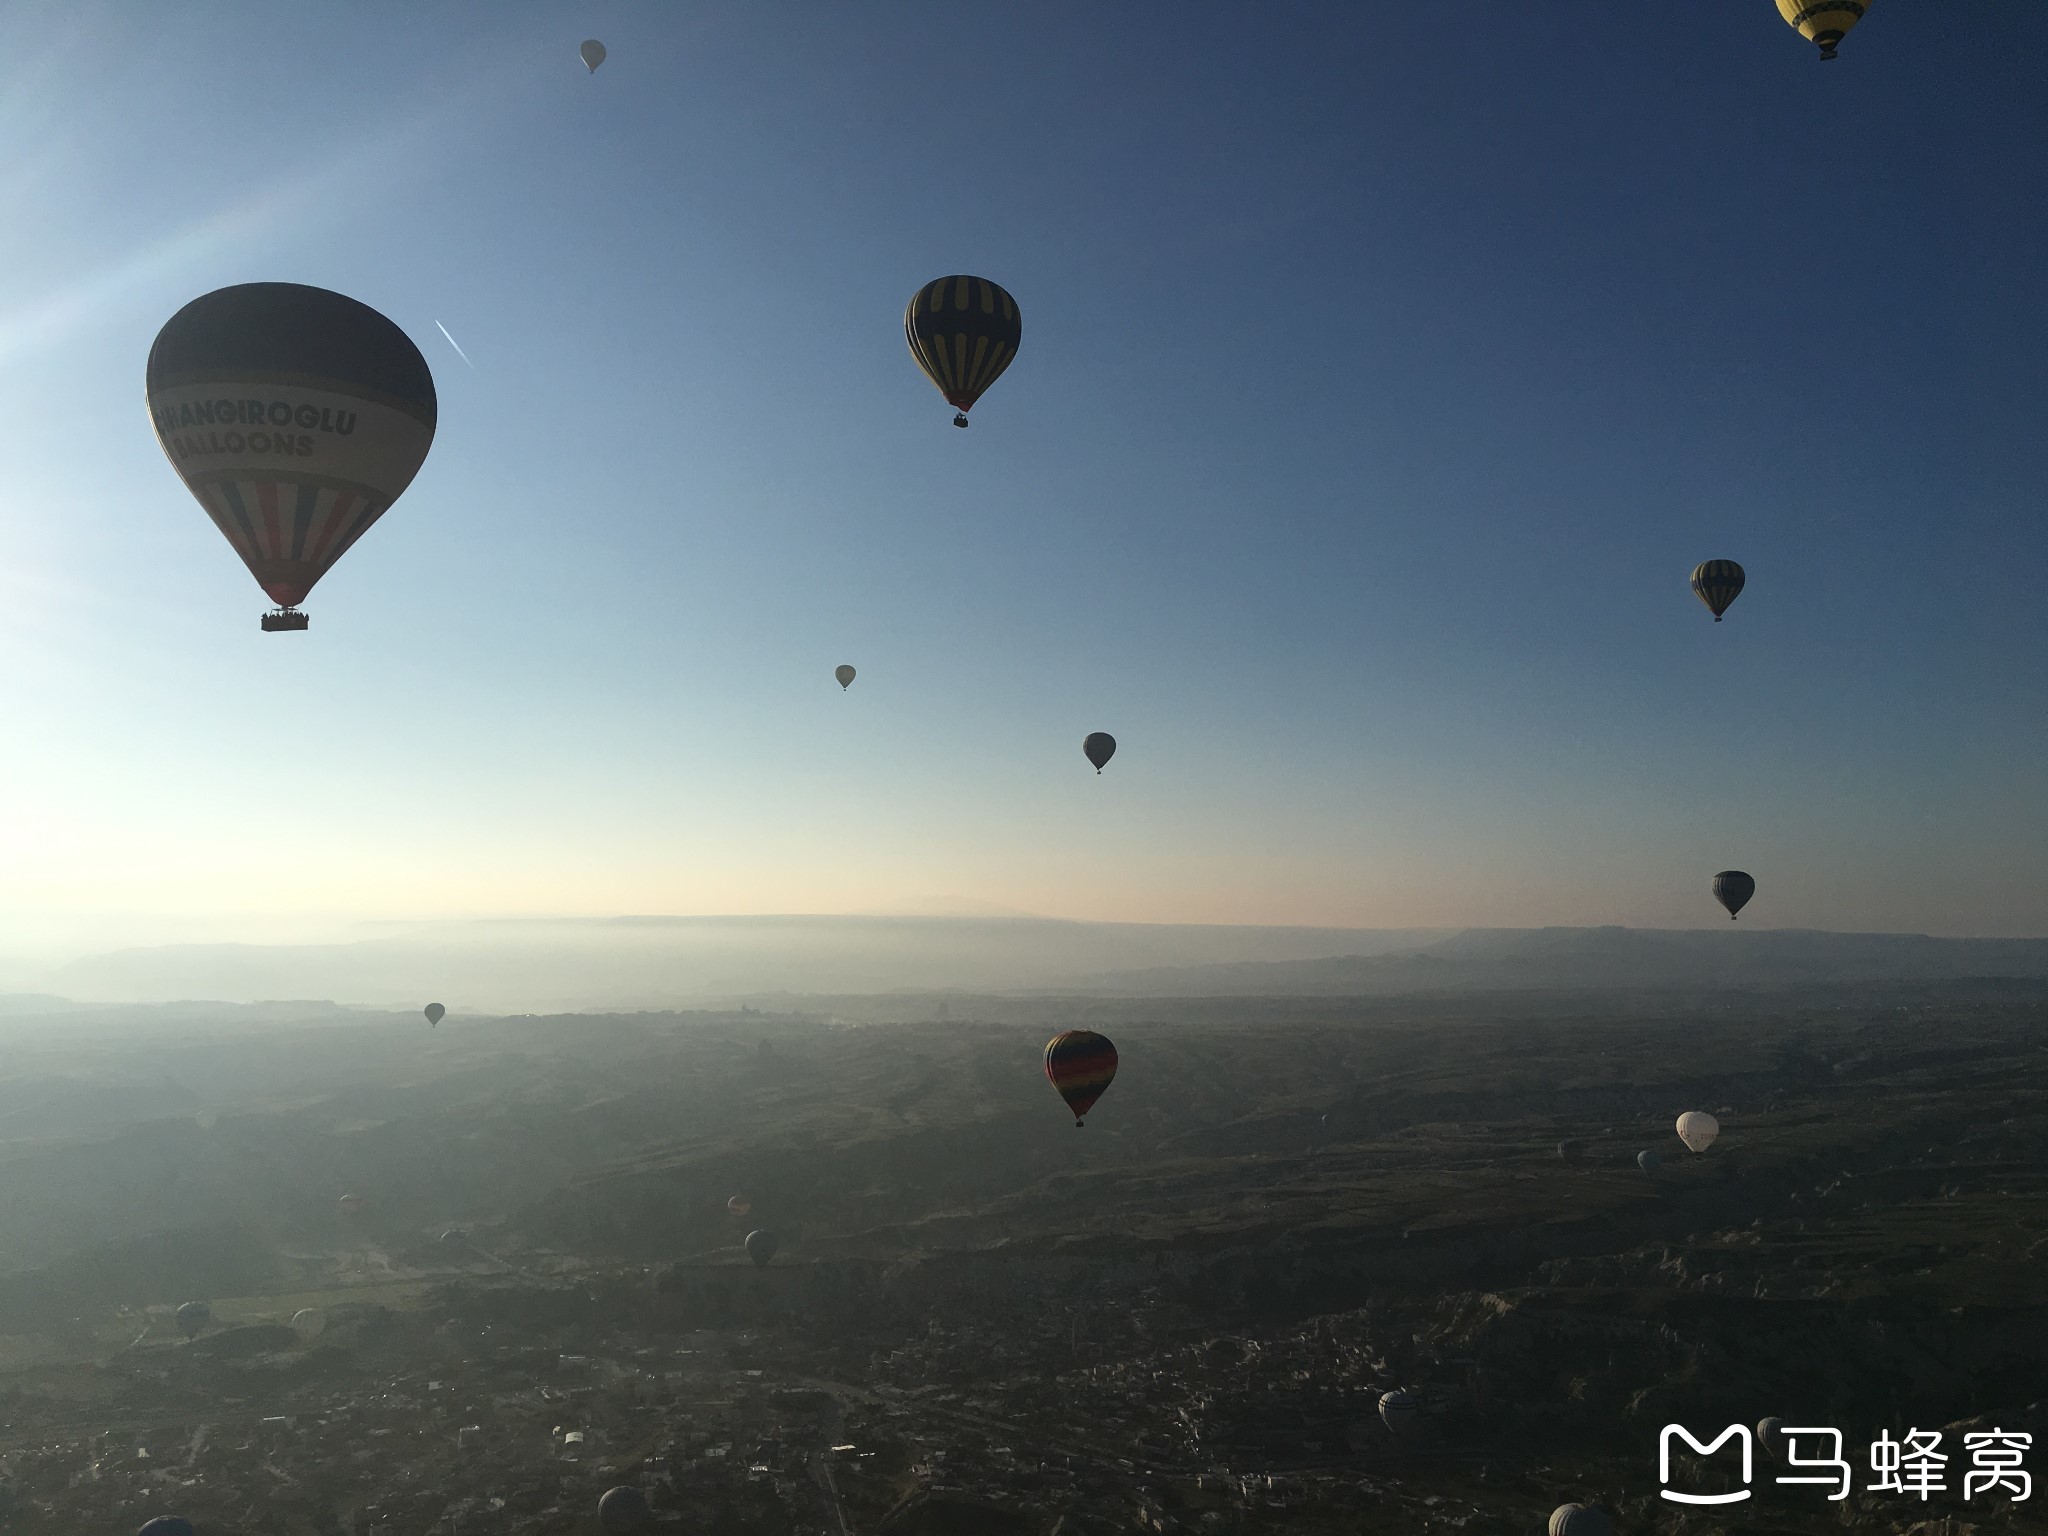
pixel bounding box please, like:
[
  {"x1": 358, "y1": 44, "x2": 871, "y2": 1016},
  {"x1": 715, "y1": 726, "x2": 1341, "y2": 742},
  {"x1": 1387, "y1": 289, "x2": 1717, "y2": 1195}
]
[{"x1": 1676, "y1": 1110, "x2": 1721, "y2": 1153}]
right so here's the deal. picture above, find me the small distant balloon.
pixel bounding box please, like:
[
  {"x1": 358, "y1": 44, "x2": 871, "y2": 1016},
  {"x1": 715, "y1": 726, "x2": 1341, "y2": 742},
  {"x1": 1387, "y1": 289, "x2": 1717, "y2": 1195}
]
[
  {"x1": 1758, "y1": 1417, "x2": 1789, "y2": 1461},
  {"x1": 598, "y1": 1485, "x2": 651, "y2": 1532},
  {"x1": 174, "y1": 1301, "x2": 210, "y2": 1340},
  {"x1": 138, "y1": 1520, "x2": 197, "y2": 1536},
  {"x1": 1044, "y1": 1029, "x2": 1118, "y2": 1127},
  {"x1": 291, "y1": 1307, "x2": 325, "y2": 1337},
  {"x1": 1549, "y1": 1505, "x2": 1615, "y2": 1536},
  {"x1": 835, "y1": 664, "x2": 855, "y2": 691},
  {"x1": 580, "y1": 39, "x2": 606, "y2": 72},
  {"x1": 1082, "y1": 732, "x2": 1116, "y2": 773},
  {"x1": 727, "y1": 1194, "x2": 751, "y2": 1217},
  {"x1": 745, "y1": 1229, "x2": 779, "y2": 1268},
  {"x1": 424, "y1": 1002, "x2": 445, "y2": 1027},
  {"x1": 1557, "y1": 1139, "x2": 1586, "y2": 1165},
  {"x1": 1637, "y1": 1149, "x2": 1662, "y2": 1174},
  {"x1": 1690, "y1": 559, "x2": 1744, "y2": 621},
  {"x1": 339, "y1": 1193, "x2": 365, "y2": 1216},
  {"x1": 1713, "y1": 870, "x2": 1755, "y2": 920},
  {"x1": 440, "y1": 1228, "x2": 467, "y2": 1247},
  {"x1": 1676, "y1": 1111, "x2": 1721, "y2": 1153}
]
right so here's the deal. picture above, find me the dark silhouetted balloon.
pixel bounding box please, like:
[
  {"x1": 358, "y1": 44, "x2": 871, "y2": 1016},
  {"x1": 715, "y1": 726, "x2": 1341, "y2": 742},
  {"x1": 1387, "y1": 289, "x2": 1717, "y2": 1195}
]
[
  {"x1": 174, "y1": 1301, "x2": 209, "y2": 1339},
  {"x1": 1713, "y1": 870, "x2": 1755, "y2": 919},
  {"x1": 440, "y1": 1229, "x2": 467, "y2": 1247},
  {"x1": 835, "y1": 664, "x2": 855, "y2": 690},
  {"x1": 424, "y1": 1002, "x2": 445, "y2": 1027},
  {"x1": 580, "y1": 39, "x2": 607, "y2": 72},
  {"x1": 906, "y1": 276, "x2": 1020, "y2": 427},
  {"x1": 1379, "y1": 1389, "x2": 1424, "y2": 1435},
  {"x1": 1083, "y1": 732, "x2": 1116, "y2": 773},
  {"x1": 138, "y1": 1520, "x2": 196, "y2": 1536},
  {"x1": 1759, "y1": 1416, "x2": 1789, "y2": 1462},
  {"x1": 1044, "y1": 1029, "x2": 1118, "y2": 1127},
  {"x1": 147, "y1": 284, "x2": 437, "y2": 630},
  {"x1": 1690, "y1": 559, "x2": 1745, "y2": 621},
  {"x1": 745, "y1": 1229, "x2": 779, "y2": 1268},
  {"x1": 1777, "y1": 0, "x2": 1870, "y2": 59},
  {"x1": 598, "y1": 1485, "x2": 650, "y2": 1531},
  {"x1": 339, "y1": 1193, "x2": 365, "y2": 1216},
  {"x1": 1637, "y1": 1149, "x2": 1663, "y2": 1174},
  {"x1": 727, "y1": 1194, "x2": 751, "y2": 1217}
]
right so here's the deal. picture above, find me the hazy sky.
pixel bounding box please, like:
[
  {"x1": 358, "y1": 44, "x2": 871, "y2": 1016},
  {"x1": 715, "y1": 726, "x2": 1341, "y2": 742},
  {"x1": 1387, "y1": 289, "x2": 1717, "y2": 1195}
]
[{"x1": 1, "y1": 3, "x2": 2044, "y2": 949}]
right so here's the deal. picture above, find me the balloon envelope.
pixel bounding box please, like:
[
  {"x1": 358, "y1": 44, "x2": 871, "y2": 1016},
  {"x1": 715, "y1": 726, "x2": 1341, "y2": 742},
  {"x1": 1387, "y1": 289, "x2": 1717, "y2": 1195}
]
[
  {"x1": 1713, "y1": 870, "x2": 1755, "y2": 919},
  {"x1": 1637, "y1": 1149, "x2": 1663, "y2": 1174},
  {"x1": 1378, "y1": 1389, "x2": 1424, "y2": 1435},
  {"x1": 727, "y1": 1194, "x2": 752, "y2": 1216},
  {"x1": 1677, "y1": 1111, "x2": 1721, "y2": 1153},
  {"x1": 1044, "y1": 1030, "x2": 1118, "y2": 1125},
  {"x1": 1082, "y1": 732, "x2": 1116, "y2": 772},
  {"x1": 1557, "y1": 1139, "x2": 1585, "y2": 1164},
  {"x1": 174, "y1": 1301, "x2": 209, "y2": 1339},
  {"x1": 291, "y1": 1307, "x2": 325, "y2": 1336},
  {"x1": 835, "y1": 664, "x2": 855, "y2": 690},
  {"x1": 138, "y1": 1521, "x2": 197, "y2": 1536},
  {"x1": 1775, "y1": 0, "x2": 1869, "y2": 58},
  {"x1": 905, "y1": 276, "x2": 1020, "y2": 420},
  {"x1": 580, "y1": 39, "x2": 606, "y2": 72},
  {"x1": 424, "y1": 1002, "x2": 445, "y2": 1026},
  {"x1": 598, "y1": 1485, "x2": 650, "y2": 1531},
  {"x1": 146, "y1": 283, "x2": 436, "y2": 615},
  {"x1": 1758, "y1": 1417, "x2": 1788, "y2": 1461},
  {"x1": 1549, "y1": 1506, "x2": 1614, "y2": 1536},
  {"x1": 745, "y1": 1229, "x2": 779, "y2": 1267},
  {"x1": 339, "y1": 1193, "x2": 365, "y2": 1215},
  {"x1": 1690, "y1": 559, "x2": 1745, "y2": 620}
]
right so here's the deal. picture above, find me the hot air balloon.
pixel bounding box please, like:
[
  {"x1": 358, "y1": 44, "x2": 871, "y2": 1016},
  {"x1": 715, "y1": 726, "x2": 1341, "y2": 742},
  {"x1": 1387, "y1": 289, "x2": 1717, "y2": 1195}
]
[
  {"x1": 1549, "y1": 1505, "x2": 1615, "y2": 1536},
  {"x1": 1557, "y1": 1139, "x2": 1586, "y2": 1165},
  {"x1": 1758, "y1": 1417, "x2": 1789, "y2": 1462},
  {"x1": 599, "y1": 1485, "x2": 651, "y2": 1532},
  {"x1": 835, "y1": 664, "x2": 855, "y2": 691},
  {"x1": 1777, "y1": 0, "x2": 1870, "y2": 60},
  {"x1": 727, "y1": 1194, "x2": 751, "y2": 1217},
  {"x1": 1713, "y1": 870, "x2": 1756, "y2": 920},
  {"x1": 424, "y1": 1002, "x2": 445, "y2": 1027},
  {"x1": 1637, "y1": 1149, "x2": 1663, "y2": 1174},
  {"x1": 1690, "y1": 559, "x2": 1745, "y2": 621},
  {"x1": 1083, "y1": 732, "x2": 1116, "y2": 773},
  {"x1": 339, "y1": 1193, "x2": 365, "y2": 1216},
  {"x1": 138, "y1": 1520, "x2": 196, "y2": 1536},
  {"x1": 174, "y1": 1301, "x2": 210, "y2": 1339},
  {"x1": 1378, "y1": 1389, "x2": 1424, "y2": 1436},
  {"x1": 1677, "y1": 1111, "x2": 1721, "y2": 1153},
  {"x1": 441, "y1": 1228, "x2": 467, "y2": 1247},
  {"x1": 580, "y1": 39, "x2": 607, "y2": 72},
  {"x1": 147, "y1": 284, "x2": 436, "y2": 630},
  {"x1": 1044, "y1": 1029, "x2": 1117, "y2": 1127},
  {"x1": 290, "y1": 1307, "x2": 325, "y2": 1337},
  {"x1": 745, "y1": 1229, "x2": 779, "y2": 1268},
  {"x1": 905, "y1": 276, "x2": 1020, "y2": 427}
]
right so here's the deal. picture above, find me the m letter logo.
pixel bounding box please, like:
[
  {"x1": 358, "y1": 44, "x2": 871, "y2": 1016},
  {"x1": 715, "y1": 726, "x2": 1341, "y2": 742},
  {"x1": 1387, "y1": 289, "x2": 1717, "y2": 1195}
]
[{"x1": 1660, "y1": 1424, "x2": 1754, "y2": 1504}]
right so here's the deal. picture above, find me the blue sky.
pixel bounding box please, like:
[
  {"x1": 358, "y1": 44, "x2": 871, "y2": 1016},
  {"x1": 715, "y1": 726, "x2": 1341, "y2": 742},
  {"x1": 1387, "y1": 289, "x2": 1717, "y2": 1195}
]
[{"x1": 0, "y1": 2, "x2": 2043, "y2": 947}]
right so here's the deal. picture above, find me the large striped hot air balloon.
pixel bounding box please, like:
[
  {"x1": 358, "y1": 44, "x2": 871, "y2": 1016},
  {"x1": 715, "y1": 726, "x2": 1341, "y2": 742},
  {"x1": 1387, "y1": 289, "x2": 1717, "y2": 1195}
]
[
  {"x1": 1776, "y1": 0, "x2": 1871, "y2": 61},
  {"x1": 905, "y1": 276, "x2": 1020, "y2": 427},
  {"x1": 1690, "y1": 559, "x2": 1745, "y2": 622},
  {"x1": 1713, "y1": 870, "x2": 1756, "y2": 920},
  {"x1": 147, "y1": 283, "x2": 437, "y2": 631},
  {"x1": 1044, "y1": 1029, "x2": 1117, "y2": 1128}
]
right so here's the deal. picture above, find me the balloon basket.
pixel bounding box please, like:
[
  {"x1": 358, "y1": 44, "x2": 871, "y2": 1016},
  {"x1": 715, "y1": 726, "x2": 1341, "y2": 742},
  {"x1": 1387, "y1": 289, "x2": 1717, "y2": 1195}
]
[
  {"x1": 261, "y1": 609, "x2": 309, "y2": 632},
  {"x1": 952, "y1": 413, "x2": 970, "y2": 428}
]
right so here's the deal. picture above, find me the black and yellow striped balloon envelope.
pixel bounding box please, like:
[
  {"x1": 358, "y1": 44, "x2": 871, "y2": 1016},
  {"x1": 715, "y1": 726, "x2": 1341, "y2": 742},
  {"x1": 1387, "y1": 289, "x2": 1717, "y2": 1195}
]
[
  {"x1": 1775, "y1": 1, "x2": 1871, "y2": 61},
  {"x1": 1689, "y1": 560, "x2": 1745, "y2": 622},
  {"x1": 905, "y1": 275, "x2": 1020, "y2": 427}
]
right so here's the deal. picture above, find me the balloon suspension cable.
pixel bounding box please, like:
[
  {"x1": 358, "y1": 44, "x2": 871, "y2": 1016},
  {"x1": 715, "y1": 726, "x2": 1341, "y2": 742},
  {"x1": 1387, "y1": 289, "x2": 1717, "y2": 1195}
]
[{"x1": 953, "y1": 412, "x2": 970, "y2": 428}]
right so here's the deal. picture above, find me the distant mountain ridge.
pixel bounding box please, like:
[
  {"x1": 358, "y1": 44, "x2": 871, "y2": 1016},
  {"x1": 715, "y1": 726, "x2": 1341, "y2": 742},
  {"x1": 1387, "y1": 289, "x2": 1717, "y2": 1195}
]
[{"x1": 1069, "y1": 925, "x2": 2048, "y2": 996}]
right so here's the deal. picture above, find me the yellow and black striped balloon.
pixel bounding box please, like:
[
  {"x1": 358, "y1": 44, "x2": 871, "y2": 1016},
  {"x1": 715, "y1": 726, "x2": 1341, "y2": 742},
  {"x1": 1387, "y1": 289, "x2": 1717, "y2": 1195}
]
[
  {"x1": 905, "y1": 276, "x2": 1020, "y2": 425},
  {"x1": 1776, "y1": 1, "x2": 1870, "y2": 61},
  {"x1": 1690, "y1": 559, "x2": 1745, "y2": 622}
]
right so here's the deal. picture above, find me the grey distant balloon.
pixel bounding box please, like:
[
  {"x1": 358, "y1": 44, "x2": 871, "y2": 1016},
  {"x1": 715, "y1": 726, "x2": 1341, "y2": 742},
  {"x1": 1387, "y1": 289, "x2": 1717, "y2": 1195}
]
[
  {"x1": 580, "y1": 39, "x2": 606, "y2": 73},
  {"x1": 1637, "y1": 1149, "x2": 1662, "y2": 1174},
  {"x1": 1758, "y1": 1417, "x2": 1789, "y2": 1462},
  {"x1": 745, "y1": 1229, "x2": 779, "y2": 1268},
  {"x1": 1083, "y1": 732, "x2": 1116, "y2": 773},
  {"x1": 835, "y1": 665, "x2": 855, "y2": 690},
  {"x1": 174, "y1": 1301, "x2": 210, "y2": 1339},
  {"x1": 424, "y1": 1002, "x2": 445, "y2": 1027},
  {"x1": 1713, "y1": 869, "x2": 1755, "y2": 920},
  {"x1": 1549, "y1": 1505, "x2": 1614, "y2": 1536},
  {"x1": 599, "y1": 1485, "x2": 651, "y2": 1532}
]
